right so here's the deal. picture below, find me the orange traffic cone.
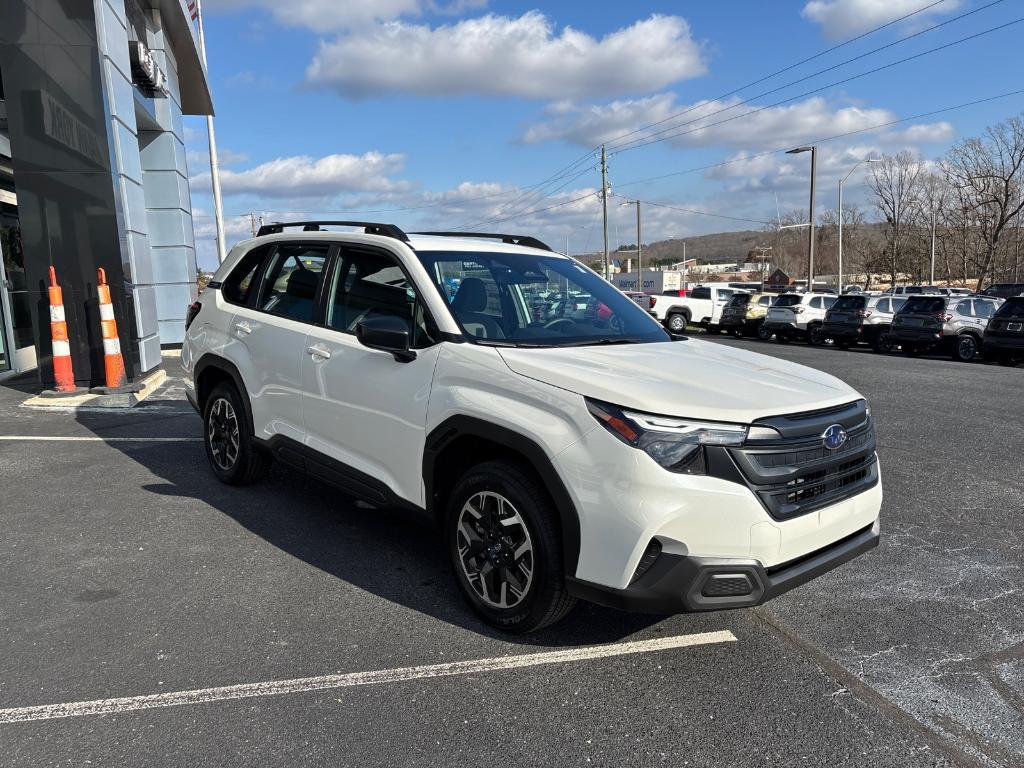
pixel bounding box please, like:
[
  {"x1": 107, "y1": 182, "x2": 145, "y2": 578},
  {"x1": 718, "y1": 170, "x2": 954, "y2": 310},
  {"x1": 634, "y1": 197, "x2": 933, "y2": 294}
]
[
  {"x1": 96, "y1": 268, "x2": 127, "y2": 390},
  {"x1": 46, "y1": 266, "x2": 80, "y2": 394}
]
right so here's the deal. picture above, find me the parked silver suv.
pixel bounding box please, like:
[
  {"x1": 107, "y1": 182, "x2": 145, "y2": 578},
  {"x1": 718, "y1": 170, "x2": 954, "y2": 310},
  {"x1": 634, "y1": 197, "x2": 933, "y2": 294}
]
[
  {"x1": 889, "y1": 295, "x2": 1004, "y2": 361},
  {"x1": 823, "y1": 294, "x2": 906, "y2": 352}
]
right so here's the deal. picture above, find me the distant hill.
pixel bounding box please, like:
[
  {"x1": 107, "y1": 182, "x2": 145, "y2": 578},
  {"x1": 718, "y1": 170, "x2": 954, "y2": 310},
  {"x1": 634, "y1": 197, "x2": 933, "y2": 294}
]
[{"x1": 579, "y1": 229, "x2": 768, "y2": 267}]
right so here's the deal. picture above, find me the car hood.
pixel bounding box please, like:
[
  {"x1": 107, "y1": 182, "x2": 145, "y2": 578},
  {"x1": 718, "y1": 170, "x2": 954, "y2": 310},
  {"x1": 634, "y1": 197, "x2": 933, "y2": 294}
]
[{"x1": 497, "y1": 339, "x2": 860, "y2": 422}]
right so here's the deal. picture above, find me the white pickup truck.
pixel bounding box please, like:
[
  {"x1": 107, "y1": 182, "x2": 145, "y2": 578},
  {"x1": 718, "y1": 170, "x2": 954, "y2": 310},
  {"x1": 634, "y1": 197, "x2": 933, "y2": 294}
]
[{"x1": 650, "y1": 285, "x2": 738, "y2": 334}]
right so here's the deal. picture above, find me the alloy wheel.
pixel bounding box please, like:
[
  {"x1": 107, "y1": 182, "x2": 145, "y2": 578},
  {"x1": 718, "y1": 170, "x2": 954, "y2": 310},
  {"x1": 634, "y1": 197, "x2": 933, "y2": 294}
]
[
  {"x1": 455, "y1": 491, "x2": 534, "y2": 609},
  {"x1": 207, "y1": 397, "x2": 240, "y2": 471},
  {"x1": 957, "y1": 335, "x2": 977, "y2": 361}
]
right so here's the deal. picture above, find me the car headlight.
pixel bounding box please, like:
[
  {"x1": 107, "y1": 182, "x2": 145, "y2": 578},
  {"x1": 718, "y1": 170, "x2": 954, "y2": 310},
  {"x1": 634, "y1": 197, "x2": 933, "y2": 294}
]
[{"x1": 586, "y1": 399, "x2": 747, "y2": 474}]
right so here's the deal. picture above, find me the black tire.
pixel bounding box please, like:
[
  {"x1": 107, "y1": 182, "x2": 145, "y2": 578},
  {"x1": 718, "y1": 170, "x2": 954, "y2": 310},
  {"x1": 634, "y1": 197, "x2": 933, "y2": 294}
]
[
  {"x1": 756, "y1": 322, "x2": 773, "y2": 341},
  {"x1": 730, "y1": 326, "x2": 744, "y2": 338},
  {"x1": 666, "y1": 312, "x2": 688, "y2": 334},
  {"x1": 871, "y1": 332, "x2": 893, "y2": 354},
  {"x1": 996, "y1": 350, "x2": 1021, "y2": 367},
  {"x1": 203, "y1": 382, "x2": 271, "y2": 485},
  {"x1": 807, "y1": 324, "x2": 826, "y2": 346},
  {"x1": 446, "y1": 461, "x2": 576, "y2": 633},
  {"x1": 952, "y1": 334, "x2": 979, "y2": 362}
]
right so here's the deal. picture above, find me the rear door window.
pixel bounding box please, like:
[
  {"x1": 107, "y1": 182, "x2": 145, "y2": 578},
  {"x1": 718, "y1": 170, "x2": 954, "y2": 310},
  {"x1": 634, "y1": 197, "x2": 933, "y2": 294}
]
[
  {"x1": 257, "y1": 244, "x2": 330, "y2": 322},
  {"x1": 758, "y1": 295, "x2": 773, "y2": 307},
  {"x1": 954, "y1": 300, "x2": 974, "y2": 317},
  {"x1": 974, "y1": 300, "x2": 998, "y2": 319},
  {"x1": 689, "y1": 287, "x2": 711, "y2": 300},
  {"x1": 875, "y1": 298, "x2": 890, "y2": 313},
  {"x1": 774, "y1": 294, "x2": 802, "y2": 307}
]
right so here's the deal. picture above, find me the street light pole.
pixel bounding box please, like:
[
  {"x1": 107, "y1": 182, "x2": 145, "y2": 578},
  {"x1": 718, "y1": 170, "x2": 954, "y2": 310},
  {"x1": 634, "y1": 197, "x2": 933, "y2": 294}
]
[
  {"x1": 787, "y1": 146, "x2": 817, "y2": 290},
  {"x1": 838, "y1": 157, "x2": 879, "y2": 292}
]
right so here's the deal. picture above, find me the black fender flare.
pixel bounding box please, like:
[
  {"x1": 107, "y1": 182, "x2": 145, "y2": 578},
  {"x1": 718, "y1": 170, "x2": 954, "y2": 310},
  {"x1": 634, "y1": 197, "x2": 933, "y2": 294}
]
[
  {"x1": 423, "y1": 415, "x2": 582, "y2": 576},
  {"x1": 193, "y1": 354, "x2": 255, "y2": 434}
]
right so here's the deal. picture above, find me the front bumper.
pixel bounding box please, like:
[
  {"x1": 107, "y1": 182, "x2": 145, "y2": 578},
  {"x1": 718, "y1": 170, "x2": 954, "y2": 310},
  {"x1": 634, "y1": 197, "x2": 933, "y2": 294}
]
[{"x1": 567, "y1": 518, "x2": 880, "y2": 613}]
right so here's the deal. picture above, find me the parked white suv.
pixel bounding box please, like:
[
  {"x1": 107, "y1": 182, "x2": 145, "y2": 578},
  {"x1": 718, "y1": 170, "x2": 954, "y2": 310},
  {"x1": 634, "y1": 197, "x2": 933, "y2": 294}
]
[
  {"x1": 763, "y1": 292, "x2": 838, "y2": 345},
  {"x1": 182, "y1": 222, "x2": 881, "y2": 633}
]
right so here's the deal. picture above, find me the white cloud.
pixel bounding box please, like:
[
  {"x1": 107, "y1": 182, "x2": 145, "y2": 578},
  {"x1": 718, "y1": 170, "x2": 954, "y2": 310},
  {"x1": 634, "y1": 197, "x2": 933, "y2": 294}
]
[
  {"x1": 191, "y1": 152, "x2": 411, "y2": 198},
  {"x1": 880, "y1": 122, "x2": 954, "y2": 145},
  {"x1": 522, "y1": 95, "x2": 896, "y2": 151},
  {"x1": 802, "y1": 0, "x2": 961, "y2": 40},
  {"x1": 201, "y1": 0, "x2": 486, "y2": 30},
  {"x1": 305, "y1": 12, "x2": 706, "y2": 100}
]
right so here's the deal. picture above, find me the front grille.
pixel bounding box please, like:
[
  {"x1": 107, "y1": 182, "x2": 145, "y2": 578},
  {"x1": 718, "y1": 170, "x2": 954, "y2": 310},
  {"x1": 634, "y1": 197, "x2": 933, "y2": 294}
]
[{"x1": 726, "y1": 401, "x2": 879, "y2": 520}]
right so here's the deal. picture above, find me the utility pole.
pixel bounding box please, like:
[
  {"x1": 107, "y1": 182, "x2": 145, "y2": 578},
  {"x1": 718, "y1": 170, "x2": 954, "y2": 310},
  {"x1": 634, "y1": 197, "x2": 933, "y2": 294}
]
[
  {"x1": 600, "y1": 145, "x2": 610, "y2": 281},
  {"x1": 929, "y1": 207, "x2": 937, "y2": 285},
  {"x1": 195, "y1": 0, "x2": 227, "y2": 264},
  {"x1": 250, "y1": 212, "x2": 257, "y2": 238}
]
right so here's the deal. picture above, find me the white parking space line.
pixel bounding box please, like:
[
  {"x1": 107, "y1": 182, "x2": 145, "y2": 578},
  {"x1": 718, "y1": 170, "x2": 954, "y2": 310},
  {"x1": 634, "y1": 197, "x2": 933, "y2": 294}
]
[
  {"x1": 0, "y1": 631, "x2": 737, "y2": 724},
  {"x1": 0, "y1": 436, "x2": 201, "y2": 442}
]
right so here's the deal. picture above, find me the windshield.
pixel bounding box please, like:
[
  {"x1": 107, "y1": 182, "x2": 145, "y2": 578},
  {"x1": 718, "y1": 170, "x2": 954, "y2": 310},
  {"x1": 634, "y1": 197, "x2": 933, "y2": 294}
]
[
  {"x1": 832, "y1": 296, "x2": 866, "y2": 311},
  {"x1": 774, "y1": 294, "x2": 803, "y2": 307},
  {"x1": 420, "y1": 251, "x2": 671, "y2": 347},
  {"x1": 900, "y1": 296, "x2": 946, "y2": 314},
  {"x1": 996, "y1": 297, "x2": 1024, "y2": 318}
]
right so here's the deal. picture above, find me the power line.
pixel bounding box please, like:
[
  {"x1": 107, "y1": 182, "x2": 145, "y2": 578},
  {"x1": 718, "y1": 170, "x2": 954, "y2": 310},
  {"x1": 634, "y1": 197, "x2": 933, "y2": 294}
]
[
  {"x1": 612, "y1": 14, "x2": 1023, "y2": 155},
  {"x1": 453, "y1": 161, "x2": 597, "y2": 231},
  {"x1": 454, "y1": 1, "x2": 993, "y2": 232},
  {"x1": 605, "y1": 0, "x2": 1007, "y2": 154},
  {"x1": 614, "y1": 88, "x2": 1024, "y2": 190},
  {"x1": 592, "y1": 0, "x2": 962, "y2": 153},
  {"x1": 612, "y1": 194, "x2": 771, "y2": 226}
]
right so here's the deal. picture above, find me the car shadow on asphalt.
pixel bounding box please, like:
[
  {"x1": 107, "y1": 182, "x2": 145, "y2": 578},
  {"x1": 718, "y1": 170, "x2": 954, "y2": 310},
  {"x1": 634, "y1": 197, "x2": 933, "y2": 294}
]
[{"x1": 77, "y1": 407, "x2": 665, "y2": 648}]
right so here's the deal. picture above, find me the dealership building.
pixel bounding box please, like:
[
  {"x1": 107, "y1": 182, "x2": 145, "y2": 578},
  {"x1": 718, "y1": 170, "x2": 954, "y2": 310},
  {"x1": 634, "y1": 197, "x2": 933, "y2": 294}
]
[{"x1": 0, "y1": 0, "x2": 212, "y2": 387}]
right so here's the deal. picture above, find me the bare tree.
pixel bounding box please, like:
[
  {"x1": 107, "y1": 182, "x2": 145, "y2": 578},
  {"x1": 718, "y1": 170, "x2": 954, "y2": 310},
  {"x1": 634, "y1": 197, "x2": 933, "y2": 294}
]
[
  {"x1": 868, "y1": 151, "x2": 925, "y2": 286},
  {"x1": 941, "y1": 114, "x2": 1024, "y2": 290}
]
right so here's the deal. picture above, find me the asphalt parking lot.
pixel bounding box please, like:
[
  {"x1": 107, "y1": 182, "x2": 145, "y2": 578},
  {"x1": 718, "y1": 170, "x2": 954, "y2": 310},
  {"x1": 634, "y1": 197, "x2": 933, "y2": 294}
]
[{"x1": 0, "y1": 342, "x2": 1021, "y2": 768}]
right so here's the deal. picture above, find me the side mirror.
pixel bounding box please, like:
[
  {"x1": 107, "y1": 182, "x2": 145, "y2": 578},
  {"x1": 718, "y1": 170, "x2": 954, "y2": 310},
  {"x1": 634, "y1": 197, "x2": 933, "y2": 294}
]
[{"x1": 356, "y1": 315, "x2": 417, "y2": 363}]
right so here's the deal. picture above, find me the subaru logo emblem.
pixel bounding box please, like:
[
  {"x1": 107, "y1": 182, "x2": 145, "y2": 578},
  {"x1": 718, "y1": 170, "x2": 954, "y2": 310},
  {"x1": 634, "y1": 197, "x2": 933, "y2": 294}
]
[{"x1": 822, "y1": 424, "x2": 848, "y2": 450}]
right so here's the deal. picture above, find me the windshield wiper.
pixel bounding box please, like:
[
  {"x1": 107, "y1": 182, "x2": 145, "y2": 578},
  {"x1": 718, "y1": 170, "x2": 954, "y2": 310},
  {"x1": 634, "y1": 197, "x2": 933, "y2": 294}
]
[{"x1": 558, "y1": 337, "x2": 647, "y2": 347}]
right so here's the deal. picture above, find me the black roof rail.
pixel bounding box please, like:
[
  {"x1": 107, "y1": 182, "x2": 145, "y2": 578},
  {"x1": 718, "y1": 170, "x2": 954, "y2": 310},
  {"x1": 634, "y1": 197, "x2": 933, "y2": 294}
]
[
  {"x1": 410, "y1": 231, "x2": 554, "y2": 252},
  {"x1": 255, "y1": 220, "x2": 409, "y2": 243}
]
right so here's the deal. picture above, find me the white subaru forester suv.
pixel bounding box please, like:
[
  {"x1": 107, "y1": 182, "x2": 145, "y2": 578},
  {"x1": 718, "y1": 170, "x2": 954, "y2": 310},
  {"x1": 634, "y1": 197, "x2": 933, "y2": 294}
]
[{"x1": 182, "y1": 222, "x2": 882, "y2": 633}]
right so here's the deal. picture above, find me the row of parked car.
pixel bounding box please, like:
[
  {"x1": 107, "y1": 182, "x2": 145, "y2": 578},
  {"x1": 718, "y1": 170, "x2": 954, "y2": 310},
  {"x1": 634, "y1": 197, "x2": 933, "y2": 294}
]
[{"x1": 648, "y1": 283, "x2": 1024, "y2": 365}]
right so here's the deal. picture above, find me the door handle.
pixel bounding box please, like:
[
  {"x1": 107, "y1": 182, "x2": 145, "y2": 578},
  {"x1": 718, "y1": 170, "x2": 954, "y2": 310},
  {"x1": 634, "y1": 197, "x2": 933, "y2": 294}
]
[
  {"x1": 307, "y1": 344, "x2": 332, "y2": 360},
  {"x1": 234, "y1": 321, "x2": 253, "y2": 336}
]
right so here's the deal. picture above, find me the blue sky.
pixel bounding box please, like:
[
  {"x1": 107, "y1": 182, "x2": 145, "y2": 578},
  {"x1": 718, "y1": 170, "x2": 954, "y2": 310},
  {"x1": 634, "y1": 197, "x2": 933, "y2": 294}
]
[{"x1": 187, "y1": 0, "x2": 1024, "y2": 269}]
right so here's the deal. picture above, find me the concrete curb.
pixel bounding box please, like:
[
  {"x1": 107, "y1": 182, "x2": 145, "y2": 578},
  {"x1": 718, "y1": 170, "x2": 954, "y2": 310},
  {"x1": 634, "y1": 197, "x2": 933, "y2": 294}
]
[{"x1": 21, "y1": 369, "x2": 168, "y2": 410}]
